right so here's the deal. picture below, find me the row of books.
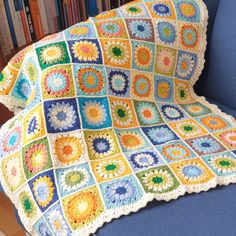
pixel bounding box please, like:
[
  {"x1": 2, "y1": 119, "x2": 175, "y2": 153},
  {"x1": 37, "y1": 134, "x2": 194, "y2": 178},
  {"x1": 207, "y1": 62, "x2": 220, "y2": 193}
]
[{"x1": 0, "y1": 0, "x2": 132, "y2": 59}]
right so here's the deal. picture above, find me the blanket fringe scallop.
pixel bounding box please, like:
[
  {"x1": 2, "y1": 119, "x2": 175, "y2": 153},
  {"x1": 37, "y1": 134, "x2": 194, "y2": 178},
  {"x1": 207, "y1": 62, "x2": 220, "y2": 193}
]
[{"x1": 1, "y1": 0, "x2": 236, "y2": 236}]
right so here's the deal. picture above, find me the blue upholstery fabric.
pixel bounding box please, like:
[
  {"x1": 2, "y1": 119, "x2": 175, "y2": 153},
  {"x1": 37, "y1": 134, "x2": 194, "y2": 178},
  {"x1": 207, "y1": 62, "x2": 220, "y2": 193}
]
[{"x1": 196, "y1": 0, "x2": 236, "y2": 109}]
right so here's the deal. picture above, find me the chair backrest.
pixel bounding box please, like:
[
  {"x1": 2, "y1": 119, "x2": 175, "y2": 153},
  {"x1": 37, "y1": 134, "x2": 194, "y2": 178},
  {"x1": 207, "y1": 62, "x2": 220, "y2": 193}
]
[{"x1": 196, "y1": 0, "x2": 236, "y2": 109}]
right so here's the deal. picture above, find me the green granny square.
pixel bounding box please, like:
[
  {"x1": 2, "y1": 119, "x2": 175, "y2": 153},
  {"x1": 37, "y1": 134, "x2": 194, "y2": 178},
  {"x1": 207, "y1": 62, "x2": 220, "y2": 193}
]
[
  {"x1": 136, "y1": 165, "x2": 180, "y2": 193},
  {"x1": 36, "y1": 42, "x2": 70, "y2": 70}
]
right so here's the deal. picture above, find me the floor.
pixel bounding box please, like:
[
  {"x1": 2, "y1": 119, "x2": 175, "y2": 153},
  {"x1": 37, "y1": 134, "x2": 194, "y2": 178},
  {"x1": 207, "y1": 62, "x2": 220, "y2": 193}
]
[{"x1": 0, "y1": 193, "x2": 25, "y2": 236}]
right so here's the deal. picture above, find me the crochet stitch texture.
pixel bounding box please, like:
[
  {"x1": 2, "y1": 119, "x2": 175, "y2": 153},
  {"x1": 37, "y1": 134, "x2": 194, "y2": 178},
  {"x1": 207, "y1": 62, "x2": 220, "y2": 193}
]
[{"x1": 1, "y1": 0, "x2": 236, "y2": 235}]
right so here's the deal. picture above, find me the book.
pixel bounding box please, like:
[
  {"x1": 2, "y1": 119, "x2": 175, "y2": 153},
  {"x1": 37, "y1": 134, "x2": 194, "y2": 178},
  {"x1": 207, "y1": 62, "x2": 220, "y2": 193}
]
[
  {"x1": 88, "y1": 0, "x2": 98, "y2": 16},
  {"x1": 0, "y1": 1, "x2": 14, "y2": 53},
  {"x1": 44, "y1": 0, "x2": 56, "y2": 34},
  {"x1": 67, "y1": 0, "x2": 73, "y2": 26},
  {"x1": 23, "y1": 0, "x2": 36, "y2": 41},
  {"x1": 3, "y1": 0, "x2": 18, "y2": 48},
  {"x1": 16, "y1": 0, "x2": 32, "y2": 44},
  {"x1": 50, "y1": 0, "x2": 59, "y2": 32},
  {"x1": 58, "y1": 0, "x2": 66, "y2": 29},
  {"x1": 38, "y1": 0, "x2": 50, "y2": 35},
  {"x1": 79, "y1": 0, "x2": 87, "y2": 21},
  {"x1": 110, "y1": 0, "x2": 119, "y2": 9},
  {"x1": 54, "y1": 0, "x2": 63, "y2": 30},
  {"x1": 28, "y1": 0, "x2": 44, "y2": 40},
  {"x1": 97, "y1": 0, "x2": 103, "y2": 13},
  {"x1": 9, "y1": 0, "x2": 26, "y2": 47}
]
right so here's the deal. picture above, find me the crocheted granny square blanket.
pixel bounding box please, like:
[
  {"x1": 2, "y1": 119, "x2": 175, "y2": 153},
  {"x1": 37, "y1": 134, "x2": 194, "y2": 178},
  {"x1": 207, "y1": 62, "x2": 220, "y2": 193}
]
[{"x1": 1, "y1": 0, "x2": 236, "y2": 235}]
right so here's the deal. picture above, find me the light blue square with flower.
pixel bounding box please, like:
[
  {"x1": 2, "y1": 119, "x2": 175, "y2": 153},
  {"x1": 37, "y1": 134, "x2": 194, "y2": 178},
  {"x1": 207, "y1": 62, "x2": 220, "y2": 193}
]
[
  {"x1": 119, "y1": 3, "x2": 150, "y2": 18},
  {"x1": 11, "y1": 72, "x2": 32, "y2": 102},
  {"x1": 64, "y1": 22, "x2": 97, "y2": 40},
  {"x1": 44, "y1": 203, "x2": 72, "y2": 235},
  {"x1": 202, "y1": 151, "x2": 236, "y2": 177},
  {"x1": 154, "y1": 75, "x2": 174, "y2": 102},
  {"x1": 55, "y1": 162, "x2": 96, "y2": 197},
  {"x1": 33, "y1": 217, "x2": 53, "y2": 236},
  {"x1": 175, "y1": 50, "x2": 198, "y2": 81},
  {"x1": 173, "y1": 0, "x2": 201, "y2": 23},
  {"x1": 142, "y1": 124, "x2": 179, "y2": 145},
  {"x1": 99, "y1": 175, "x2": 144, "y2": 209}
]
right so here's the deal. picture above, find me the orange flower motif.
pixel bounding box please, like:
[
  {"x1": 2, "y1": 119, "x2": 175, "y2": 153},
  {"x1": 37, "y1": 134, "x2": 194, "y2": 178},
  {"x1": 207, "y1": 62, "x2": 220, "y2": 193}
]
[
  {"x1": 201, "y1": 116, "x2": 228, "y2": 131},
  {"x1": 54, "y1": 136, "x2": 83, "y2": 165},
  {"x1": 157, "y1": 81, "x2": 171, "y2": 99},
  {"x1": 78, "y1": 68, "x2": 104, "y2": 94}
]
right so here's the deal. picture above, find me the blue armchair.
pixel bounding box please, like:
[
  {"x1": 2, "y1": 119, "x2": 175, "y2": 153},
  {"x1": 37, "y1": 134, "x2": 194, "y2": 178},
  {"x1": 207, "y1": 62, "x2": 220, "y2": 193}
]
[{"x1": 1, "y1": 0, "x2": 236, "y2": 235}]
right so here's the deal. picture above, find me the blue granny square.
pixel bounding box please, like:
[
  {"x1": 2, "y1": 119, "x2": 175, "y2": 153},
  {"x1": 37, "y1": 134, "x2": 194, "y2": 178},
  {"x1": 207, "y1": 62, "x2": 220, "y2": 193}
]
[
  {"x1": 99, "y1": 175, "x2": 144, "y2": 209},
  {"x1": 126, "y1": 148, "x2": 163, "y2": 171},
  {"x1": 78, "y1": 97, "x2": 112, "y2": 129},
  {"x1": 44, "y1": 98, "x2": 81, "y2": 133},
  {"x1": 158, "y1": 103, "x2": 189, "y2": 122},
  {"x1": 142, "y1": 124, "x2": 179, "y2": 145},
  {"x1": 28, "y1": 170, "x2": 59, "y2": 212},
  {"x1": 106, "y1": 67, "x2": 130, "y2": 97}
]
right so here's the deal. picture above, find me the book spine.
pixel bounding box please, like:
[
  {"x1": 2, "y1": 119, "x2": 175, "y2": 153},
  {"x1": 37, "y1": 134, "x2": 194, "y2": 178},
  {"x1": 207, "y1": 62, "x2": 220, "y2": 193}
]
[
  {"x1": 88, "y1": 0, "x2": 98, "y2": 16},
  {"x1": 44, "y1": 0, "x2": 56, "y2": 33},
  {"x1": 67, "y1": 0, "x2": 73, "y2": 26},
  {"x1": 58, "y1": 0, "x2": 65, "y2": 29},
  {"x1": 28, "y1": 0, "x2": 44, "y2": 40},
  {"x1": 9, "y1": 0, "x2": 26, "y2": 47},
  {"x1": 3, "y1": 0, "x2": 18, "y2": 48},
  {"x1": 50, "y1": 0, "x2": 59, "y2": 32},
  {"x1": 63, "y1": 0, "x2": 68, "y2": 28},
  {"x1": 71, "y1": 0, "x2": 76, "y2": 24},
  {"x1": 76, "y1": 0, "x2": 82, "y2": 22},
  {"x1": 38, "y1": 0, "x2": 50, "y2": 35},
  {"x1": 79, "y1": 0, "x2": 87, "y2": 21},
  {"x1": 54, "y1": 0, "x2": 62, "y2": 30},
  {"x1": 110, "y1": 0, "x2": 119, "y2": 9},
  {"x1": 23, "y1": 0, "x2": 36, "y2": 41},
  {"x1": 17, "y1": 0, "x2": 31, "y2": 44},
  {"x1": 105, "y1": 0, "x2": 111, "y2": 10},
  {"x1": 96, "y1": 0, "x2": 103, "y2": 13},
  {"x1": 0, "y1": 1, "x2": 14, "y2": 51},
  {"x1": 0, "y1": 23, "x2": 10, "y2": 56}
]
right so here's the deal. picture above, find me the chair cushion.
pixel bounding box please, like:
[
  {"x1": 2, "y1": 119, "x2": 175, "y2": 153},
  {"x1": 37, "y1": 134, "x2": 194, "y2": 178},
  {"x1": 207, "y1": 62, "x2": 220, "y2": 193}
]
[{"x1": 197, "y1": 0, "x2": 236, "y2": 109}]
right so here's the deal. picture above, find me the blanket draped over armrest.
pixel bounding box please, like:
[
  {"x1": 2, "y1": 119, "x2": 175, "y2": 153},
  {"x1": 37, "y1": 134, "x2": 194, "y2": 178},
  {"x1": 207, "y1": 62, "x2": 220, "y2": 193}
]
[{"x1": 1, "y1": 0, "x2": 236, "y2": 235}]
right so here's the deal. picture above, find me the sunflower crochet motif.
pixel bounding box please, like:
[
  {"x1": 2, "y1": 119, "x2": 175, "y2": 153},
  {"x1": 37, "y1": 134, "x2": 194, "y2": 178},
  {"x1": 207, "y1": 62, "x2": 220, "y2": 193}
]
[{"x1": 1, "y1": 1, "x2": 236, "y2": 235}]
